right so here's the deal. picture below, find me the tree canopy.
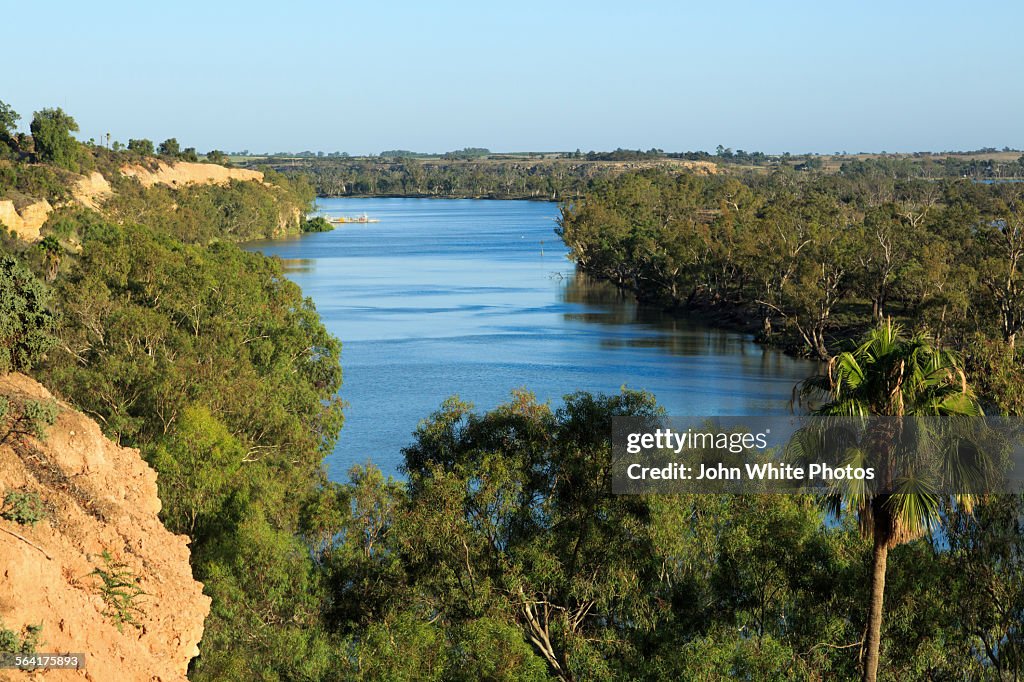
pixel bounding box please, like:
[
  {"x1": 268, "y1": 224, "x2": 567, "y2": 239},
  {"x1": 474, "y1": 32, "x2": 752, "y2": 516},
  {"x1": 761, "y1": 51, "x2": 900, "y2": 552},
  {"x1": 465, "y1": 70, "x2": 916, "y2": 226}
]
[
  {"x1": 0, "y1": 252, "x2": 55, "y2": 375},
  {"x1": 29, "y1": 108, "x2": 80, "y2": 169},
  {"x1": 158, "y1": 137, "x2": 180, "y2": 156}
]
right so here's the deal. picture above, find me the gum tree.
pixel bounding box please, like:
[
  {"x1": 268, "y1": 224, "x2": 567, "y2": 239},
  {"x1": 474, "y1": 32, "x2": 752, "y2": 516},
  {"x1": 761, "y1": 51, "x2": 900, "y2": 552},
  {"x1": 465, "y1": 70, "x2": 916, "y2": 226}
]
[{"x1": 29, "y1": 108, "x2": 80, "y2": 169}]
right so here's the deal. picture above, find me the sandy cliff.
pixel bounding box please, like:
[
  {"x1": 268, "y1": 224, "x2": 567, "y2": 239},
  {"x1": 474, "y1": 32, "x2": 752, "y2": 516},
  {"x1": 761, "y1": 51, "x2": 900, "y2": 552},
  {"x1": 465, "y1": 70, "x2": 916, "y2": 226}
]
[
  {"x1": 71, "y1": 171, "x2": 113, "y2": 210},
  {"x1": 0, "y1": 373, "x2": 210, "y2": 682},
  {"x1": 119, "y1": 161, "x2": 264, "y2": 188},
  {"x1": 0, "y1": 199, "x2": 53, "y2": 242},
  {"x1": 1, "y1": 161, "x2": 267, "y2": 242}
]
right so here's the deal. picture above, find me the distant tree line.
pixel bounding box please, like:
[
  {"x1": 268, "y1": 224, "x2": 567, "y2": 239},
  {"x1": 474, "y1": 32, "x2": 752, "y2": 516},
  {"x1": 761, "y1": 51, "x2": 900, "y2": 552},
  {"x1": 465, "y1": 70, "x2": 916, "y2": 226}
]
[
  {"x1": 558, "y1": 168, "x2": 1024, "y2": 412},
  {"x1": 254, "y1": 157, "x2": 619, "y2": 200}
]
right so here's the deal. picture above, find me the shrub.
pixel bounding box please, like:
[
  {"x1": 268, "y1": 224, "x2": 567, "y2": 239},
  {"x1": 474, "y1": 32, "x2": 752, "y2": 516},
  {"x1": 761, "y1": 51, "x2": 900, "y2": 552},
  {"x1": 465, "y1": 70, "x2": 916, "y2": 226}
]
[
  {"x1": 1, "y1": 489, "x2": 46, "y2": 526},
  {"x1": 0, "y1": 396, "x2": 58, "y2": 445},
  {"x1": 89, "y1": 550, "x2": 146, "y2": 632},
  {"x1": 301, "y1": 216, "x2": 334, "y2": 233},
  {"x1": 0, "y1": 621, "x2": 42, "y2": 654},
  {"x1": 0, "y1": 254, "x2": 56, "y2": 374}
]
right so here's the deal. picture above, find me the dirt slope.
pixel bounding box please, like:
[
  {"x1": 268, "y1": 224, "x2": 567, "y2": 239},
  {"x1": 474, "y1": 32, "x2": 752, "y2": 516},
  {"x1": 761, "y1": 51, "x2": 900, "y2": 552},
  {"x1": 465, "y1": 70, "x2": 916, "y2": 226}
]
[{"x1": 0, "y1": 373, "x2": 210, "y2": 682}]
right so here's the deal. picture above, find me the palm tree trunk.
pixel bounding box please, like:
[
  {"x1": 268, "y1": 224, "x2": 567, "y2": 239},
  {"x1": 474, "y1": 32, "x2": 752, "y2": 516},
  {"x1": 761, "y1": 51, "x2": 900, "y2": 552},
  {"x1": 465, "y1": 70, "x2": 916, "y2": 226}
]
[{"x1": 862, "y1": 533, "x2": 889, "y2": 682}]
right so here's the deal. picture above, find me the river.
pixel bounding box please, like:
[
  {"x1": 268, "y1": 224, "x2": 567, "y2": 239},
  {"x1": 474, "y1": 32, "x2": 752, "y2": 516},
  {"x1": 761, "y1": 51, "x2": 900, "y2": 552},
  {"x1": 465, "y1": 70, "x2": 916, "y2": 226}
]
[{"x1": 247, "y1": 198, "x2": 818, "y2": 480}]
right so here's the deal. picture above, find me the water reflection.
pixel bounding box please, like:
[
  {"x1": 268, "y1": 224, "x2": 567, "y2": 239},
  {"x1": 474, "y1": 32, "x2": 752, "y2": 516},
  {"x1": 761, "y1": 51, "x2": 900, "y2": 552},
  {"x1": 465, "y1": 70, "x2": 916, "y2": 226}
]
[
  {"x1": 247, "y1": 198, "x2": 819, "y2": 479},
  {"x1": 561, "y1": 271, "x2": 766, "y2": 359},
  {"x1": 278, "y1": 258, "x2": 315, "y2": 274}
]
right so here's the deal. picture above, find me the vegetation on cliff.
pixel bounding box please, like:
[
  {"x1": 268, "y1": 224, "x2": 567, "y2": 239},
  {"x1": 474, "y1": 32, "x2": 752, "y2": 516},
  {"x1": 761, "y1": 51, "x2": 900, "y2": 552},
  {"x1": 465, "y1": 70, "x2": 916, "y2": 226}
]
[
  {"x1": 1, "y1": 98, "x2": 1022, "y2": 680},
  {"x1": 0, "y1": 100, "x2": 339, "y2": 678}
]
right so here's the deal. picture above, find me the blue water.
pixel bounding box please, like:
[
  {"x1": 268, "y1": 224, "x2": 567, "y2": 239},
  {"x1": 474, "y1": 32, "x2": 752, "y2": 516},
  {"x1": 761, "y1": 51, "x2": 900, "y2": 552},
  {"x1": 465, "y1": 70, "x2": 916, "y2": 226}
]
[{"x1": 247, "y1": 198, "x2": 817, "y2": 480}]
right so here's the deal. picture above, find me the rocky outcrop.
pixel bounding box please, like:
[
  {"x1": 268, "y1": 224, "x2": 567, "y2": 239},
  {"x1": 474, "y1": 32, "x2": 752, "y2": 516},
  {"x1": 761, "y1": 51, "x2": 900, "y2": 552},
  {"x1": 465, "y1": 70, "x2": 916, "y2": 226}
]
[
  {"x1": 120, "y1": 160, "x2": 264, "y2": 188},
  {"x1": 0, "y1": 199, "x2": 53, "y2": 242},
  {"x1": 0, "y1": 373, "x2": 210, "y2": 682},
  {"x1": 278, "y1": 205, "x2": 302, "y2": 235},
  {"x1": 71, "y1": 171, "x2": 114, "y2": 210}
]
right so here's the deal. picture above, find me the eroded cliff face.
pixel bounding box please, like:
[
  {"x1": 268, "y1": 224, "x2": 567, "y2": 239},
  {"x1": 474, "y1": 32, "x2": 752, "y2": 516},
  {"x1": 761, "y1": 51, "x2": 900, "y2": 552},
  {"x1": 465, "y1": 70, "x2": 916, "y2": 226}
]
[
  {"x1": 119, "y1": 160, "x2": 264, "y2": 188},
  {"x1": 71, "y1": 171, "x2": 113, "y2": 210},
  {"x1": 0, "y1": 373, "x2": 210, "y2": 682},
  {"x1": 1, "y1": 161, "x2": 270, "y2": 242},
  {"x1": 0, "y1": 199, "x2": 53, "y2": 242}
]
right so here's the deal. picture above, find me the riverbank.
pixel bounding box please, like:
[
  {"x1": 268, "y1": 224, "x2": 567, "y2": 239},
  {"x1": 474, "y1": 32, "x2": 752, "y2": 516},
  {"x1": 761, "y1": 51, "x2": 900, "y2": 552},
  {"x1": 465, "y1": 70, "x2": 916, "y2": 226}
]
[
  {"x1": 248, "y1": 197, "x2": 817, "y2": 478},
  {"x1": 244, "y1": 156, "x2": 719, "y2": 203},
  {"x1": 573, "y1": 261, "x2": 854, "y2": 363}
]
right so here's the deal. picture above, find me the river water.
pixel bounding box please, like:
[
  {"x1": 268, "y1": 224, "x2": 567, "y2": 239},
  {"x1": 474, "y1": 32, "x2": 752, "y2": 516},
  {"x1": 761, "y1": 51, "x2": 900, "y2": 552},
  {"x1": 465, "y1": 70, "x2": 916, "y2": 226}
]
[{"x1": 247, "y1": 198, "x2": 818, "y2": 480}]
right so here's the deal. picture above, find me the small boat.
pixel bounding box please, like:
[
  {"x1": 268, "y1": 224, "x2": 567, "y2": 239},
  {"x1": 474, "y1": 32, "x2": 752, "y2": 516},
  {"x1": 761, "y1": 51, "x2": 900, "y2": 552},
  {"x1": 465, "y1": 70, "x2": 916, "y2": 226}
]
[{"x1": 328, "y1": 212, "x2": 380, "y2": 224}]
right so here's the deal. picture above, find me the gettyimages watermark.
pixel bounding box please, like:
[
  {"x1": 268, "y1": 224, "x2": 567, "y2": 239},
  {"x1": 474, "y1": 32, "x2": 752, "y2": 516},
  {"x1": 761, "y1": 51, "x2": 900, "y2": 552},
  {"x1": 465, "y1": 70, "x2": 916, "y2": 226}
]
[{"x1": 612, "y1": 416, "x2": 1024, "y2": 495}]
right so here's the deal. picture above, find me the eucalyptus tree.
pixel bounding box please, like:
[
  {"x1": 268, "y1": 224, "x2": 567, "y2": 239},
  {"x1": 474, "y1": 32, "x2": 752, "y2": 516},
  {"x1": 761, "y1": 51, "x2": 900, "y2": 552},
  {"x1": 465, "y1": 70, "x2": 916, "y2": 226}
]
[
  {"x1": 976, "y1": 185, "x2": 1024, "y2": 349},
  {"x1": 0, "y1": 100, "x2": 19, "y2": 143},
  {"x1": 29, "y1": 108, "x2": 80, "y2": 170},
  {"x1": 400, "y1": 389, "x2": 665, "y2": 681}
]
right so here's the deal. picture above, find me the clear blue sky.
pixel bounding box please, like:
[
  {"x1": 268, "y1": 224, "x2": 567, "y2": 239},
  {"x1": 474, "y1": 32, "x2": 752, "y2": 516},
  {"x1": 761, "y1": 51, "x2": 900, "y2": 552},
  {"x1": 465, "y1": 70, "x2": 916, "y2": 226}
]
[{"x1": 4, "y1": 0, "x2": 1021, "y2": 155}]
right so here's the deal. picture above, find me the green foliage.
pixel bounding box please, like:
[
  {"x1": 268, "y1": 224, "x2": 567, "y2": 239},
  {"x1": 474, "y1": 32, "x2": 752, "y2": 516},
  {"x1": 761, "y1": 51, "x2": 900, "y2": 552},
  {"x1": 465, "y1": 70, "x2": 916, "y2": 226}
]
[
  {"x1": 206, "y1": 149, "x2": 228, "y2": 164},
  {"x1": 127, "y1": 138, "x2": 154, "y2": 156},
  {"x1": 301, "y1": 216, "x2": 333, "y2": 233},
  {"x1": 0, "y1": 100, "x2": 20, "y2": 142},
  {"x1": 36, "y1": 235, "x2": 63, "y2": 281},
  {"x1": 89, "y1": 550, "x2": 146, "y2": 632},
  {"x1": 38, "y1": 212, "x2": 343, "y2": 680},
  {"x1": 942, "y1": 494, "x2": 1024, "y2": 675},
  {"x1": 158, "y1": 138, "x2": 180, "y2": 156},
  {"x1": 29, "y1": 108, "x2": 80, "y2": 170},
  {"x1": 339, "y1": 611, "x2": 450, "y2": 681},
  {"x1": 1, "y1": 488, "x2": 46, "y2": 526},
  {"x1": 442, "y1": 146, "x2": 491, "y2": 160},
  {"x1": 255, "y1": 156, "x2": 630, "y2": 200},
  {"x1": 149, "y1": 405, "x2": 244, "y2": 535},
  {"x1": 966, "y1": 334, "x2": 1024, "y2": 414},
  {"x1": 103, "y1": 172, "x2": 313, "y2": 242},
  {"x1": 319, "y1": 393, "x2": 878, "y2": 680},
  {"x1": 0, "y1": 161, "x2": 73, "y2": 203},
  {"x1": 794, "y1": 321, "x2": 985, "y2": 682},
  {"x1": 558, "y1": 168, "x2": 1024, "y2": 370},
  {"x1": 0, "y1": 621, "x2": 42, "y2": 655},
  {"x1": 308, "y1": 388, "x2": 1023, "y2": 681},
  {"x1": 0, "y1": 253, "x2": 55, "y2": 374},
  {"x1": 0, "y1": 395, "x2": 58, "y2": 445}
]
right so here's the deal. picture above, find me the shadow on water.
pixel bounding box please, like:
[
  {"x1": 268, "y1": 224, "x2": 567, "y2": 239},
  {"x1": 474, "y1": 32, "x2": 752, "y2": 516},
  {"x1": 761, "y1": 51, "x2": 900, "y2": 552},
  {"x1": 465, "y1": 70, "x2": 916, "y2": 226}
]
[{"x1": 560, "y1": 271, "x2": 769, "y2": 359}]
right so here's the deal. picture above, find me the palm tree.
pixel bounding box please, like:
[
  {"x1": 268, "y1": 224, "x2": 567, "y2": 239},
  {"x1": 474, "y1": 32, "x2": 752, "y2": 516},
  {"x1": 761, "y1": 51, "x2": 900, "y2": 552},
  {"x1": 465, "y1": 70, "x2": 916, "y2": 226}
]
[
  {"x1": 792, "y1": 319, "x2": 987, "y2": 682},
  {"x1": 37, "y1": 236, "x2": 62, "y2": 282}
]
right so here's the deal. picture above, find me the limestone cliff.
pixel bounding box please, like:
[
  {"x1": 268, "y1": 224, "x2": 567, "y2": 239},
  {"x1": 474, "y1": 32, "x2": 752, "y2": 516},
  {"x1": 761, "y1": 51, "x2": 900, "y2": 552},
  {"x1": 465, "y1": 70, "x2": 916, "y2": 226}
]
[{"x1": 0, "y1": 373, "x2": 210, "y2": 682}]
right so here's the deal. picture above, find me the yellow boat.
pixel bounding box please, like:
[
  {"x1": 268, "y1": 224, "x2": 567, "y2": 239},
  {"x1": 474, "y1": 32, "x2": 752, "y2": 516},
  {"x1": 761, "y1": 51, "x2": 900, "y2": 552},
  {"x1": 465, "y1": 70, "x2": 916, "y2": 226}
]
[{"x1": 328, "y1": 213, "x2": 380, "y2": 224}]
